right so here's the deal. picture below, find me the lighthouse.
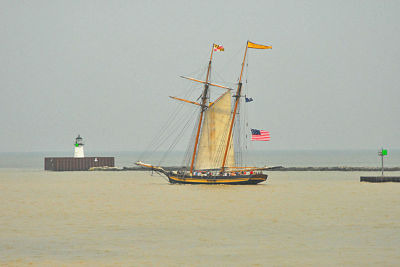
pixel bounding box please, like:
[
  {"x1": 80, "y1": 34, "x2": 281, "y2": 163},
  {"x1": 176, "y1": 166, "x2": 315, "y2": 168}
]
[
  {"x1": 74, "y1": 134, "x2": 84, "y2": 158},
  {"x1": 45, "y1": 135, "x2": 114, "y2": 171}
]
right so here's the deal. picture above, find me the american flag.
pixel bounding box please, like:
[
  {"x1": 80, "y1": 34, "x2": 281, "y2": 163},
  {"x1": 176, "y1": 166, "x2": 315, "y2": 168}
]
[{"x1": 251, "y1": 129, "x2": 270, "y2": 141}]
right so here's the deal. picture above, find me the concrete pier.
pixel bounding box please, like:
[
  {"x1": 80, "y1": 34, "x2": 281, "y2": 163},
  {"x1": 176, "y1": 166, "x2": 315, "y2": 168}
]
[
  {"x1": 45, "y1": 157, "x2": 115, "y2": 171},
  {"x1": 360, "y1": 176, "x2": 400, "y2": 183}
]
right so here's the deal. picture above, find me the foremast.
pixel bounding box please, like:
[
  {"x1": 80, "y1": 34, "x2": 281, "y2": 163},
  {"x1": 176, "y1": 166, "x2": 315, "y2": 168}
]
[{"x1": 190, "y1": 44, "x2": 215, "y2": 174}]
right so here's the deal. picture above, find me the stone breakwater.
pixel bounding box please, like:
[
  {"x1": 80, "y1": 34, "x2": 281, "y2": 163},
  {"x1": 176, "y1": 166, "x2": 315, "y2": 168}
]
[
  {"x1": 270, "y1": 167, "x2": 400, "y2": 171},
  {"x1": 90, "y1": 166, "x2": 400, "y2": 172}
]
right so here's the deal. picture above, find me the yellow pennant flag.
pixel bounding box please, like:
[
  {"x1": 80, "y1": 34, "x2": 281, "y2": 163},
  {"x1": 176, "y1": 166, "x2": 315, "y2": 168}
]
[{"x1": 247, "y1": 41, "x2": 272, "y2": 49}]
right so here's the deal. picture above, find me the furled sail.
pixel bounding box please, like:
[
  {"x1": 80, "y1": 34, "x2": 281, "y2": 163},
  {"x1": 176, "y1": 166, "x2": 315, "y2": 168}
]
[{"x1": 195, "y1": 91, "x2": 235, "y2": 170}]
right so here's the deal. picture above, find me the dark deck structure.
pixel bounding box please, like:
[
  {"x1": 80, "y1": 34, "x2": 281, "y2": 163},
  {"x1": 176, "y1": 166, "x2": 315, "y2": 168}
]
[{"x1": 44, "y1": 157, "x2": 114, "y2": 171}]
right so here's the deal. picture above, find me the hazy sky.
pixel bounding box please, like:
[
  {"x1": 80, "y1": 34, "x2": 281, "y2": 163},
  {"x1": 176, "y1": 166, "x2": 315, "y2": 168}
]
[{"x1": 1, "y1": 0, "x2": 399, "y2": 152}]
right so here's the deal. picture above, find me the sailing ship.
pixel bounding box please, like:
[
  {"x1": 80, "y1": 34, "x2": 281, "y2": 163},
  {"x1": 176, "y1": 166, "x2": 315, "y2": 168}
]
[{"x1": 136, "y1": 41, "x2": 273, "y2": 184}]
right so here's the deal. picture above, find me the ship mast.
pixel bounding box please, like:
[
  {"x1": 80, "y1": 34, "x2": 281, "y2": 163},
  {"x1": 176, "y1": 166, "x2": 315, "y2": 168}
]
[
  {"x1": 221, "y1": 41, "x2": 249, "y2": 172},
  {"x1": 190, "y1": 44, "x2": 215, "y2": 174}
]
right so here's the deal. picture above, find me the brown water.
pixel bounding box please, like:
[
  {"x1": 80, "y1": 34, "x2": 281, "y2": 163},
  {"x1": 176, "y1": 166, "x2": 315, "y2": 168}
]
[{"x1": 1, "y1": 170, "x2": 399, "y2": 266}]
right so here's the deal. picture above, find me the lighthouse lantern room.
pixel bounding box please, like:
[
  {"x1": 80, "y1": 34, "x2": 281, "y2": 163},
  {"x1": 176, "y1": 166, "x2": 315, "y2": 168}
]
[{"x1": 74, "y1": 134, "x2": 84, "y2": 158}]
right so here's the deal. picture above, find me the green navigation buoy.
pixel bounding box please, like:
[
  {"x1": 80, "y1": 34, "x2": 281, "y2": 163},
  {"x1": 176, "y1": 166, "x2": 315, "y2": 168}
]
[{"x1": 378, "y1": 148, "x2": 388, "y2": 176}]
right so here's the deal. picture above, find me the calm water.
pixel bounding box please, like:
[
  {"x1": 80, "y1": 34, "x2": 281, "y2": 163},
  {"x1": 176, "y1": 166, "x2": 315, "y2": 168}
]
[
  {"x1": 1, "y1": 169, "x2": 400, "y2": 266},
  {"x1": 1, "y1": 151, "x2": 400, "y2": 266}
]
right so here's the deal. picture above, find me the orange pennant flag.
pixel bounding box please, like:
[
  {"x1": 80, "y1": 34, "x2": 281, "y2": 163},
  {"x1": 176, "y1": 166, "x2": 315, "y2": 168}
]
[{"x1": 247, "y1": 41, "x2": 272, "y2": 49}]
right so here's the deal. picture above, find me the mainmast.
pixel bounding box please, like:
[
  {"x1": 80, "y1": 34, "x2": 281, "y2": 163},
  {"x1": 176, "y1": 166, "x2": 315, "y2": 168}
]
[
  {"x1": 220, "y1": 40, "x2": 272, "y2": 172},
  {"x1": 220, "y1": 41, "x2": 249, "y2": 172},
  {"x1": 190, "y1": 44, "x2": 215, "y2": 174}
]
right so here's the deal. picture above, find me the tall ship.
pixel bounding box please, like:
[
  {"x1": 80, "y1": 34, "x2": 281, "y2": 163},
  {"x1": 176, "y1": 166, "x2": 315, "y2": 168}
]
[{"x1": 136, "y1": 41, "x2": 273, "y2": 184}]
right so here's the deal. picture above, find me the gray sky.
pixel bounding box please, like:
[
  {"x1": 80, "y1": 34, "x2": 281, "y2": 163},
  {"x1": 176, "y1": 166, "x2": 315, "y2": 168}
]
[{"x1": 1, "y1": 0, "x2": 399, "y2": 152}]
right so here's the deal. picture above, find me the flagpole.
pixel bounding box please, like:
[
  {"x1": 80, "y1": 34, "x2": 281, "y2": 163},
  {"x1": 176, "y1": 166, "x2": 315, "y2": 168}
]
[
  {"x1": 221, "y1": 41, "x2": 249, "y2": 172},
  {"x1": 190, "y1": 43, "x2": 215, "y2": 174}
]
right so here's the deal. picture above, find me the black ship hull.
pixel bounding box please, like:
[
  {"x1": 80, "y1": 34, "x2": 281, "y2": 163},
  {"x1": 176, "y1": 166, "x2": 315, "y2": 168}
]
[{"x1": 166, "y1": 173, "x2": 268, "y2": 185}]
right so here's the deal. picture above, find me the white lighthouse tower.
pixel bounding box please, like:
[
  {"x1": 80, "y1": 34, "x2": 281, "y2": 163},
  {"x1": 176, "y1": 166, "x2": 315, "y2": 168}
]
[{"x1": 74, "y1": 134, "x2": 84, "y2": 158}]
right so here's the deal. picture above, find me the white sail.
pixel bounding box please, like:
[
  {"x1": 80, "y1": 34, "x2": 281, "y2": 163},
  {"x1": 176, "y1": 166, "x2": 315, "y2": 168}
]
[{"x1": 195, "y1": 91, "x2": 235, "y2": 170}]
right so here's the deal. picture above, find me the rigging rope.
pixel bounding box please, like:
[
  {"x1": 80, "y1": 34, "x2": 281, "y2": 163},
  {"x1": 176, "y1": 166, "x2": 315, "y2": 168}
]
[
  {"x1": 139, "y1": 82, "x2": 199, "y2": 163},
  {"x1": 182, "y1": 110, "x2": 201, "y2": 168},
  {"x1": 159, "y1": 106, "x2": 198, "y2": 165},
  {"x1": 139, "y1": 64, "x2": 210, "y2": 167}
]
